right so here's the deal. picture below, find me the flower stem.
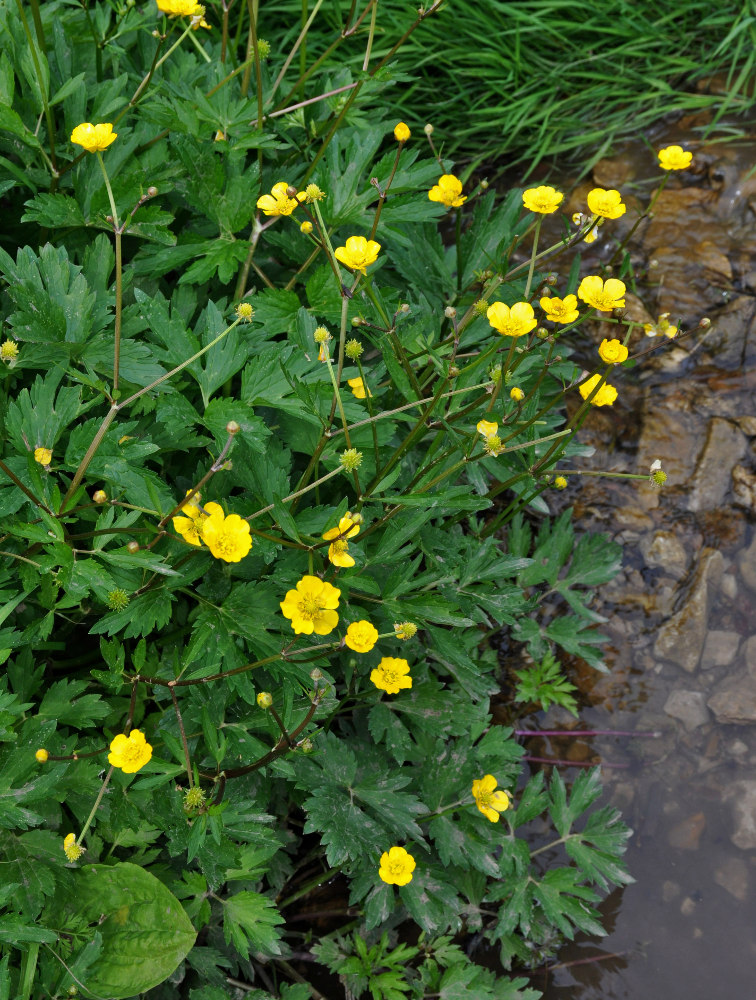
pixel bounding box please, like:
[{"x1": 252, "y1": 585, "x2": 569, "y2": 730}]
[
  {"x1": 76, "y1": 766, "x2": 115, "y2": 846},
  {"x1": 96, "y1": 152, "x2": 123, "y2": 396}
]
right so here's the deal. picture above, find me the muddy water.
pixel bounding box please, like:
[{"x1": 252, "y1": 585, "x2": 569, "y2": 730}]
[{"x1": 517, "y1": 118, "x2": 756, "y2": 999}]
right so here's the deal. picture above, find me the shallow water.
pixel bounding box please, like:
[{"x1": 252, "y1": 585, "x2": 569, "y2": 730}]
[{"x1": 515, "y1": 116, "x2": 756, "y2": 1000}]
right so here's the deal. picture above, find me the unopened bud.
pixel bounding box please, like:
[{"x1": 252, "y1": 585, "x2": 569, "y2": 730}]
[
  {"x1": 35, "y1": 748, "x2": 49, "y2": 763},
  {"x1": 286, "y1": 185, "x2": 297, "y2": 198},
  {"x1": 399, "y1": 303, "x2": 410, "y2": 314},
  {"x1": 127, "y1": 541, "x2": 139, "y2": 554},
  {"x1": 226, "y1": 420, "x2": 240, "y2": 435},
  {"x1": 444, "y1": 306, "x2": 457, "y2": 319},
  {"x1": 554, "y1": 475, "x2": 568, "y2": 490},
  {"x1": 510, "y1": 386, "x2": 525, "y2": 402},
  {"x1": 480, "y1": 178, "x2": 489, "y2": 190},
  {"x1": 300, "y1": 220, "x2": 313, "y2": 234},
  {"x1": 424, "y1": 123, "x2": 434, "y2": 135},
  {"x1": 310, "y1": 668, "x2": 323, "y2": 682},
  {"x1": 256, "y1": 691, "x2": 273, "y2": 709},
  {"x1": 93, "y1": 489, "x2": 107, "y2": 503},
  {"x1": 448, "y1": 364, "x2": 459, "y2": 377},
  {"x1": 536, "y1": 326, "x2": 549, "y2": 339},
  {"x1": 147, "y1": 186, "x2": 158, "y2": 198},
  {"x1": 346, "y1": 511, "x2": 363, "y2": 525},
  {"x1": 300, "y1": 737, "x2": 315, "y2": 753},
  {"x1": 700, "y1": 317, "x2": 711, "y2": 328}
]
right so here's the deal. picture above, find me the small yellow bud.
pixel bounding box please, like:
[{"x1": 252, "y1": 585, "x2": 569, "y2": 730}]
[
  {"x1": 444, "y1": 306, "x2": 457, "y2": 319},
  {"x1": 147, "y1": 186, "x2": 158, "y2": 198},
  {"x1": 424, "y1": 123, "x2": 434, "y2": 135},
  {"x1": 345, "y1": 510, "x2": 363, "y2": 525},
  {"x1": 700, "y1": 317, "x2": 711, "y2": 328},
  {"x1": 35, "y1": 748, "x2": 49, "y2": 763},
  {"x1": 126, "y1": 541, "x2": 140, "y2": 554},
  {"x1": 340, "y1": 448, "x2": 363, "y2": 472},
  {"x1": 257, "y1": 691, "x2": 273, "y2": 709},
  {"x1": 394, "y1": 122, "x2": 411, "y2": 143},
  {"x1": 554, "y1": 475, "x2": 568, "y2": 490},
  {"x1": 480, "y1": 178, "x2": 489, "y2": 190},
  {"x1": 510, "y1": 386, "x2": 525, "y2": 402},
  {"x1": 300, "y1": 220, "x2": 313, "y2": 234},
  {"x1": 226, "y1": 420, "x2": 240, "y2": 435},
  {"x1": 92, "y1": 489, "x2": 107, "y2": 503},
  {"x1": 34, "y1": 447, "x2": 52, "y2": 466},
  {"x1": 236, "y1": 302, "x2": 254, "y2": 322}
]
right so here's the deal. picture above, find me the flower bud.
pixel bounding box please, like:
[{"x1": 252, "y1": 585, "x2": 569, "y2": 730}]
[
  {"x1": 35, "y1": 748, "x2": 49, "y2": 763},
  {"x1": 126, "y1": 541, "x2": 139, "y2": 554},
  {"x1": 93, "y1": 489, "x2": 107, "y2": 503},
  {"x1": 226, "y1": 420, "x2": 240, "y2": 435},
  {"x1": 399, "y1": 303, "x2": 410, "y2": 314},
  {"x1": 256, "y1": 691, "x2": 273, "y2": 709},
  {"x1": 236, "y1": 302, "x2": 254, "y2": 323},
  {"x1": 394, "y1": 122, "x2": 411, "y2": 143},
  {"x1": 310, "y1": 668, "x2": 323, "y2": 682},
  {"x1": 700, "y1": 317, "x2": 711, "y2": 328},
  {"x1": 147, "y1": 186, "x2": 158, "y2": 198},
  {"x1": 554, "y1": 475, "x2": 568, "y2": 490},
  {"x1": 510, "y1": 386, "x2": 525, "y2": 402},
  {"x1": 424, "y1": 123, "x2": 434, "y2": 135},
  {"x1": 300, "y1": 220, "x2": 313, "y2": 234},
  {"x1": 300, "y1": 737, "x2": 315, "y2": 753},
  {"x1": 444, "y1": 306, "x2": 457, "y2": 319},
  {"x1": 480, "y1": 178, "x2": 489, "y2": 190},
  {"x1": 536, "y1": 326, "x2": 549, "y2": 339},
  {"x1": 394, "y1": 621, "x2": 417, "y2": 640}
]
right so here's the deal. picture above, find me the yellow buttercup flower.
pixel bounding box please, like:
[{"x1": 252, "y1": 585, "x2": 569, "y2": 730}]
[
  {"x1": 428, "y1": 174, "x2": 466, "y2": 209},
  {"x1": 323, "y1": 513, "x2": 360, "y2": 568},
  {"x1": 344, "y1": 620, "x2": 379, "y2": 653},
  {"x1": 34, "y1": 447, "x2": 52, "y2": 466},
  {"x1": 202, "y1": 509, "x2": 253, "y2": 563},
  {"x1": 643, "y1": 313, "x2": 678, "y2": 339},
  {"x1": 540, "y1": 294, "x2": 579, "y2": 324},
  {"x1": 70, "y1": 122, "x2": 117, "y2": 152},
  {"x1": 476, "y1": 419, "x2": 498, "y2": 438},
  {"x1": 256, "y1": 182, "x2": 301, "y2": 217},
  {"x1": 378, "y1": 845, "x2": 416, "y2": 886},
  {"x1": 334, "y1": 236, "x2": 381, "y2": 276},
  {"x1": 394, "y1": 122, "x2": 411, "y2": 143},
  {"x1": 510, "y1": 386, "x2": 525, "y2": 402},
  {"x1": 586, "y1": 187, "x2": 626, "y2": 220},
  {"x1": 63, "y1": 833, "x2": 84, "y2": 862},
  {"x1": 370, "y1": 656, "x2": 412, "y2": 694},
  {"x1": 108, "y1": 729, "x2": 153, "y2": 774},
  {"x1": 577, "y1": 275, "x2": 626, "y2": 312},
  {"x1": 172, "y1": 496, "x2": 219, "y2": 547},
  {"x1": 598, "y1": 338, "x2": 628, "y2": 364},
  {"x1": 472, "y1": 774, "x2": 510, "y2": 823},
  {"x1": 155, "y1": 0, "x2": 203, "y2": 15},
  {"x1": 347, "y1": 376, "x2": 372, "y2": 399},
  {"x1": 487, "y1": 301, "x2": 537, "y2": 338},
  {"x1": 280, "y1": 574, "x2": 341, "y2": 635},
  {"x1": 579, "y1": 374, "x2": 618, "y2": 407},
  {"x1": 522, "y1": 185, "x2": 563, "y2": 214},
  {"x1": 658, "y1": 145, "x2": 692, "y2": 171}
]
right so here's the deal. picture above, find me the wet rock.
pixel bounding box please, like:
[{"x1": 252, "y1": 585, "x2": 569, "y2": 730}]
[
  {"x1": 736, "y1": 416, "x2": 756, "y2": 436},
  {"x1": 680, "y1": 896, "x2": 698, "y2": 916},
  {"x1": 635, "y1": 402, "x2": 704, "y2": 509},
  {"x1": 708, "y1": 670, "x2": 756, "y2": 724},
  {"x1": 732, "y1": 464, "x2": 756, "y2": 510},
  {"x1": 728, "y1": 739, "x2": 749, "y2": 758},
  {"x1": 720, "y1": 572, "x2": 738, "y2": 600},
  {"x1": 667, "y1": 812, "x2": 706, "y2": 850},
  {"x1": 724, "y1": 780, "x2": 756, "y2": 850},
  {"x1": 699, "y1": 296, "x2": 756, "y2": 371},
  {"x1": 687, "y1": 418, "x2": 747, "y2": 511},
  {"x1": 664, "y1": 690, "x2": 711, "y2": 731},
  {"x1": 701, "y1": 630, "x2": 741, "y2": 669},
  {"x1": 714, "y1": 856, "x2": 749, "y2": 901},
  {"x1": 639, "y1": 530, "x2": 689, "y2": 579},
  {"x1": 737, "y1": 533, "x2": 756, "y2": 593},
  {"x1": 592, "y1": 157, "x2": 633, "y2": 190},
  {"x1": 662, "y1": 880, "x2": 681, "y2": 903},
  {"x1": 654, "y1": 549, "x2": 724, "y2": 672},
  {"x1": 746, "y1": 636, "x2": 756, "y2": 677}
]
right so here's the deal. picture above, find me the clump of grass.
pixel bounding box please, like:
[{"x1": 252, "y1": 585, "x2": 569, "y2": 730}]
[{"x1": 277, "y1": 0, "x2": 756, "y2": 173}]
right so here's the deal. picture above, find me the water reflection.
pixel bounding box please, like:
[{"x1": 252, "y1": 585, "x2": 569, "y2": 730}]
[{"x1": 516, "y1": 120, "x2": 756, "y2": 1000}]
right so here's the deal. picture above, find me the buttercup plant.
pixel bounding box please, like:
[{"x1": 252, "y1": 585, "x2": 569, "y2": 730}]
[{"x1": 0, "y1": 1, "x2": 707, "y2": 996}]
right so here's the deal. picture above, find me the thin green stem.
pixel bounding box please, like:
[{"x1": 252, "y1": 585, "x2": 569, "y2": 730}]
[
  {"x1": 96, "y1": 152, "x2": 123, "y2": 396},
  {"x1": 77, "y1": 766, "x2": 115, "y2": 846}
]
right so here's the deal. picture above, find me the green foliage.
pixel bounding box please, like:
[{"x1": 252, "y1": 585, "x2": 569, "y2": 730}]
[
  {"x1": 514, "y1": 650, "x2": 579, "y2": 715},
  {"x1": 0, "y1": 1, "x2": 645, "y2": 997}
]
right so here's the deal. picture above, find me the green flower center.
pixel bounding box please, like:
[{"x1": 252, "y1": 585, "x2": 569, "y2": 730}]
[{"x1": 299, "y1": 597, "x2": 323, "y2": 620}]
